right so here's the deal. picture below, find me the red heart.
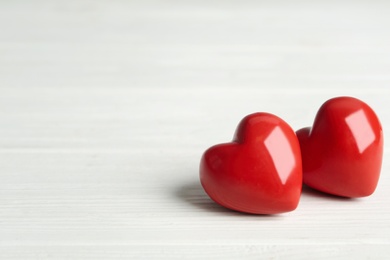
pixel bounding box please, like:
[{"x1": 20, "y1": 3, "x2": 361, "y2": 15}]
[
  {"x1": 297, "y1": 97, "x2": 383, "y2": 198},
  {"x1": 200, "y1": 113, "x2": 302, "y2": 214}
]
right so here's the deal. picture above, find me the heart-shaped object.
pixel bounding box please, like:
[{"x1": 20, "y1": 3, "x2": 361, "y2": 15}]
[
  {"x1": 200, "y1": 113, "x2": 302, "y2": 214},
  {"x1": 297, "y1": 97, "x2": 383, "y2": 198}
]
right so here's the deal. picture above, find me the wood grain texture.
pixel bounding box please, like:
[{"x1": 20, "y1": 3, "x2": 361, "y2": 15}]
[{"x1": 0, "y1": 0, "x2": 390, "y2": 259}]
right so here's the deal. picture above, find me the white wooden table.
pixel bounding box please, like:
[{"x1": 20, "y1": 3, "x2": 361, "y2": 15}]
[{"x1": 1, "y1": 1, "x2": 390, "y2": 259}]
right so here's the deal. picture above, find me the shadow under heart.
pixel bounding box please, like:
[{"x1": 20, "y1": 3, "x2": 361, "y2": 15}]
[{"x1": 175, "y1": 180, "x2": 282, "y2": 218}]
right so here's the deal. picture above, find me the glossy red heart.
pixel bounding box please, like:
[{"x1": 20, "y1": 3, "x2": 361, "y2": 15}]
[
  {"x1": 200, "y1": 113, "x2": 302, "y2": 214},
  {"x1": 297, "y1": 97, "x2": 383, "y2": 198}
]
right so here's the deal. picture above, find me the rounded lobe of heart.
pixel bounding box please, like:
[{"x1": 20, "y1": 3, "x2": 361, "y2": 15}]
[
  {"x1": 200, "y1": 113, "x2": 302, "y2": 215},
  {"x1": 297, "y1": 96, "x2": 383, "y2": 198}
]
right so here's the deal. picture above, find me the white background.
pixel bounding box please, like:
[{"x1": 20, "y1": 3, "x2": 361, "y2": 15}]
[{"x1": 0, "y1": 0, "x2": 389, "y2": 259}]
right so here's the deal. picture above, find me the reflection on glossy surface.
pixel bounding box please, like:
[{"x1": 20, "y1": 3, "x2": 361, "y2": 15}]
[
  {"x1": 264, "y1": 126, "x2": 295, "y2": 184},
  {"x1": 345, "y1": 109, "x2": 376, "y2": 154},
  {"x1": 209, "y1": 153, "x2": 222, "y2": 169}
]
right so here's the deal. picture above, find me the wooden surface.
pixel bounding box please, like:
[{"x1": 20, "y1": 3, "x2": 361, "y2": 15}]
[{"x1": 1, "y1": 1, "x2": 390, "y2": 259}]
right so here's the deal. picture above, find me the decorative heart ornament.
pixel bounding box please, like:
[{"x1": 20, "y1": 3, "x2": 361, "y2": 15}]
[
  {"x1": 297, "y1": 97, "x2": 383, "y2": 198},
  {"x1": 200, "y1": 113, "x2": 302, "y2": 214}
]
